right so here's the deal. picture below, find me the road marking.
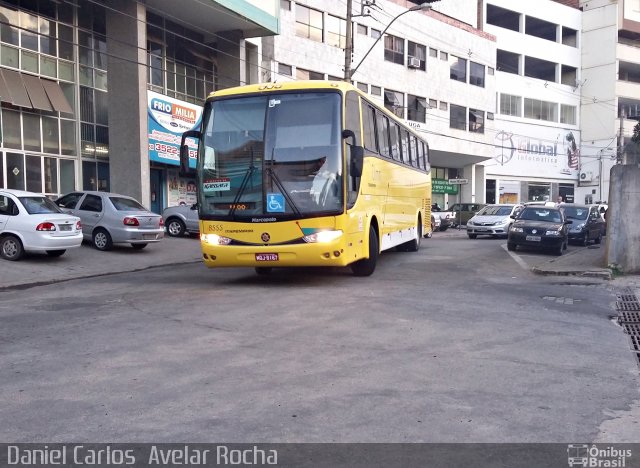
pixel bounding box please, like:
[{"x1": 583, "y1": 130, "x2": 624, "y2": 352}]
[{"x1": 501, "y1": 243, "x2": 529, "y2": 271}]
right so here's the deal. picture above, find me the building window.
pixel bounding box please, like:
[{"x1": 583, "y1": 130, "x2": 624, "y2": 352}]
[
  {"x1": 296, "y1": 68, "x2": 322, "y2": 80},
  {"x1": 384, "y1": 34, "x2": 404, "y2": 65},
  {"x1": 371, "y1": 28, "x2": 381, "y2": 39},
  {"x1": 450, "y1": 56, "x2": 467, "y2": 82},
  {"x1": 280, "y1": 0, "x2": 291, "y2": 11},
  {"x1": 525, "y1": 16, "x2": 557, "y2": 42},
  {"x1": 357, "y1": 24, "x2": 368, "y2": 35},
  {"x1": 524, "y1": 98, "x2": 557, "y2": 122},
  {"x1": 407, "y1": 94, "x2": 427, "y2": 123},
  {"x1": 500, "y1": 93, "x2": 521, "y2": 116},
  {"x1": 497, "y1": 49, "x2": 519, "y2": 74},
  {"x1": 384, "y1": 89, "x2": 404, "y2": 118},
  {"x1": 486, "y1": 4, "x2": 520, "y2": 32},
  {"x1": 370, "y1": 85, "x2": 381, "y2": 96},
  {"x1": 278, "y1": 63, "x2": 292, "y2": 76},
  {"x1": 326, "y1": 14, "x2": 347, "y2": 48},
  {"x1": 487, "y1": 112, "x2": 494, "y2": 120},
  {"x1": 560, "y1": 104, "x2": 576, "y2": 125},
  {"x1": 357, "y1": 82, "x2": 368, "y2": 92},
  {"x1": 470, "y1": 62, "x2": 485, "y2": 87},
  {"x1": 561, "y1": 65, "x2": 577, "y2": 86},
  {"x1": 488, "y1": 66, "x2": 495, "y2": 75},
  {"x1": 439, "y1": 101, "x2": 448, "y2": 111},
  {"x1": 429, "y1": 98, "x2": 437, "y2": 109},
  {"x1": 524, "y1": 56, "x2": 556, "y2": 82},
  {"x1": 450, "y1": 104, "x2": 466, "y2": 130},
  {"x1": 619, "y1": 97, "x2": 640, "y2": 118},
  {"x1": 469, "y1": 109, "x2": 484, "y2": 133},
  {"x1": 562, "y1": 26, "x2": 578, "y2": 47},
  {"x1": 440, "y1": 51, "x2": 448, "y2": 61},
  {"x1": 429, "y1": 48, "x2": 438, "y2": 58},
  {"x1": 295, "y1": 4, "x2": 323, "y2": 43},
  {"x1": 407, "y1": 41, "x2": 426, "y2": 71}
]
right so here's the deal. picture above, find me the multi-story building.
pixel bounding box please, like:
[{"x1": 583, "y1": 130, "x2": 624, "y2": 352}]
[
  {"x1": 482, "y1": 0, "x2": 582, "y2": 204},
  {"x1": 578, "y1": 0, "x2": 640, "y2": 205},
  {"x1": 0, "y1": 0, "x2": 279, "y2": 212},
  {"x1": 260, "y1": 0, "x2": 497, "y2": 208}
]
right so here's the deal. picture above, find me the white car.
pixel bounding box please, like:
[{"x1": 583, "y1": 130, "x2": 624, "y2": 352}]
[
  {"x1": 0, "y1": 189, "x2": 83, "y2": 261},
  {"x1": 466, "y1": 204, "x2": 523, "y2": 239}
]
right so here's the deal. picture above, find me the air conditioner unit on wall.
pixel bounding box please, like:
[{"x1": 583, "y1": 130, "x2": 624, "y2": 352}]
[
  {"x1": 580, "y1": 171, "x2": 593, "y2": 182},
  {"x1": 408, "y1": 57, "x2": 421, "y2": 68}
]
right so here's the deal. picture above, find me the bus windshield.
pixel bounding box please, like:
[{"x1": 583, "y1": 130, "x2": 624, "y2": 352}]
[{"x1": 198, "y1": 91, "x2": 343, "y2": 219}]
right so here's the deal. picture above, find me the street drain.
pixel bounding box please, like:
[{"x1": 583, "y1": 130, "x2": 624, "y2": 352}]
[
  {"x1": 619, "y1": 311, "x2": 640, "y2": 323},
  {"x1": 630, "y1": 335, "x2": 640, "y2": 352},
  {"x1": 616, "y1": 301, "x2": 640, "y2": 312},
  {"x1": 622, "y1": 323, "x2": 640, "y2": 335}
]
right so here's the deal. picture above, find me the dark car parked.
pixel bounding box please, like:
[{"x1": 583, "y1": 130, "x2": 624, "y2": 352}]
[
  {"x1": 507, "y1": 206, "x2": 572, "y2": 256},
  {"x1": 563, "y1": 204, "x2": 605, "y2": 246}
]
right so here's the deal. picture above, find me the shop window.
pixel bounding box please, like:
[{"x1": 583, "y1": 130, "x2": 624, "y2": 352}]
[
  {"x1": 6, "y1": 152, "x2": 25, "y2": 190},
  {"x1": 59, "y1": 159, "x2": 75, "y2": 194},
  {"x1": 26, "y1": 155, "x2": 42, "y2": 193}
]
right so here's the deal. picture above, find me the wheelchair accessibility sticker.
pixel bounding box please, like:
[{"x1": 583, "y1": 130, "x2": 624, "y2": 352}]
[{"x1": 267, "y1": 193, "x2": 285, "y2": 213}]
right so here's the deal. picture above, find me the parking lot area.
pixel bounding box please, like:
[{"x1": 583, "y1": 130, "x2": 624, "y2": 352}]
[{"x1": 1, "y1": 229, "x2": 638, "y2": 443}]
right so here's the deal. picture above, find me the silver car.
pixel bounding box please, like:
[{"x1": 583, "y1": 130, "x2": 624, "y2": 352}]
[
  {"x1": 56, "y1": 191, "x2": 164, "y2": 250},
  {"x1": 162, "y1": 203, "x2": 200, "y2": 237},
  {"x1": 466, "y1": 204, "x2": 523, "y2": 239}
]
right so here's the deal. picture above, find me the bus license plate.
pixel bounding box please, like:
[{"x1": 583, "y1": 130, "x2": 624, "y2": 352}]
[
  {"x1": 256, "y1": 253, "x2": 279, "y2": 262},
  {"x1": 526, "y1": 235, "x2": 541, "y2": 242}
]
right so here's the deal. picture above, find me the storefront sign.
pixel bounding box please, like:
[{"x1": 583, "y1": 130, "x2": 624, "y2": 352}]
[
  {"x1": 432, "y1": 178, "x2": 459, "y2": 194},
  {"x1": 147, "y1": 91, "x2": 202, "y2": 168}
]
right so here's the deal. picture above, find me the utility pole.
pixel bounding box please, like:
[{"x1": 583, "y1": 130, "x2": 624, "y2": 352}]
[
  {"x1": 618, "y1": 110, "x2": 625, "y2": 164},
  {"x1": 343, "y1": 0, "x2": 353, "y2": 82}
]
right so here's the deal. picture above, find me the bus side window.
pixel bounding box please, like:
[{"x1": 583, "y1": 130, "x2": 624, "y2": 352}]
[
  {"x1": 363, "y1": 104, "x2": 377, "y2": 153},
  {"x1": 390, "y1": 123, "x2": 401, "y2": 161},
  {"x1": 402, "y1": 129, "x2": 411, "y2": 165},
  {"x1": 376, "y1": 112, "x2": 390, "y2": 158}
]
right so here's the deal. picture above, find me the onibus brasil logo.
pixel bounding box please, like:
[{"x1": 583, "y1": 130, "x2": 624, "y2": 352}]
[{"x1": 567, "y1": 444, "x2": 632, "y2": 467}]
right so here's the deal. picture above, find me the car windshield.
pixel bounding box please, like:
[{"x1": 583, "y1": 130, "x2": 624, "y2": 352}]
[
  {"x1": 478, "y1": 206, "x2": 512, "y2": 216},
  {"x1": 562, "y1": 206, "x2": 589, "y2": 220},
  {"x1": 197, "y1": 91, "x2": 343, "y2": 220},
  {"x1": 18, "y1": 196, "x2": 62, "y2": 214},
  {"x1": 109, "y1": 197, "x2": 146, "y2": 211},
  {"x1": 518, "y1": 207, "x2": 562, "y2": 223}
]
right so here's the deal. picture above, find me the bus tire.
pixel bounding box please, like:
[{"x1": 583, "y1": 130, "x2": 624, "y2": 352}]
[
  {"x1": 406, "y1": 217, "x2": 422, "y2": 252},
  {"x1": 351, "y1": 227, "x2": 378, "y2": 277}
]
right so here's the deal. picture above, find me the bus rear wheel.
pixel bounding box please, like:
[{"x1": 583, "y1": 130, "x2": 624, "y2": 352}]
[
  {"x1": 406, "y1": 218, "x2": 422, "y2": 252},
  {"x1": 351, "y1": 228, "x2": 378, "y2": 277}
]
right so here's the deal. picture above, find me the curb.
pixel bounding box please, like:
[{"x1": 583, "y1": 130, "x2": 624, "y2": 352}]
[{"x1": 530, "y1": 266, "x2": 612, "y2": 280}]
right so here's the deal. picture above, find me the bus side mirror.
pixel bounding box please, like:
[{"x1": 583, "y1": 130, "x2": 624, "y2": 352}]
[{"x1": 180, "y1": 130, "x2": 201, "y2": 175}]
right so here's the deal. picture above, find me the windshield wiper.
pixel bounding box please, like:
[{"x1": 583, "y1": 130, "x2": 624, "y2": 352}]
[
  {"x1": 229, "y1": 148, "x2": 256, "y2": 219},
  {"x1": 266, "y1": 148, "x2": 302, "y2": 217}
]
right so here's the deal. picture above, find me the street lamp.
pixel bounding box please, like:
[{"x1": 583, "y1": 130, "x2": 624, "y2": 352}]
[{"x1": 347, "y1": 2, "x2": 433, "y2": 81}]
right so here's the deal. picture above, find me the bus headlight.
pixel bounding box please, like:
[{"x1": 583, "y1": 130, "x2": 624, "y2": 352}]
[
  {"x1": 201, "y1": 233, "x2": 232, "y2": 245},
  {"x1": 303, "y1": 230, "x2": 343, "y2": 243}
]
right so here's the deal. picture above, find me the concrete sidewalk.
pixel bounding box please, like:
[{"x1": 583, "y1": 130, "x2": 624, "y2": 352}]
[{"x1": 0, "y1": 236, "x2": 203, "y2": 290}]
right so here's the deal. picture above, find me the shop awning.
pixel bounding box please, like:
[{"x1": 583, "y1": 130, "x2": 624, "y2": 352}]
[{"x1": 0, "y1": 68, "x2": 73, "y2": 114}]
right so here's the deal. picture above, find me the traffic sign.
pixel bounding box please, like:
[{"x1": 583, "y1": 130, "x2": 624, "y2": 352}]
[{"x1": 448, "y1": 178, "x2": 468, "y2": 185}]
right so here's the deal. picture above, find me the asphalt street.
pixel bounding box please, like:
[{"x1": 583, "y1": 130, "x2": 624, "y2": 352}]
[{"x1": 1, "y1": 234, "x2": 638, "y2": 442}]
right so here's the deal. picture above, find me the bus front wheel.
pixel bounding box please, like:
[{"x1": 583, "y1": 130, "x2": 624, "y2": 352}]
[{"x1": 351, "y1": 228, "x2": 378, "y2": 277}]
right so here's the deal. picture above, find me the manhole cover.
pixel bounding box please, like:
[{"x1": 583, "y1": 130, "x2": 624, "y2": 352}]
[
  {"x1": 616, "y1": 301, "x2": 640, "y2": 312},
  {"x1": 619, "y1": 311, "x2": 640, "y2": 323}
]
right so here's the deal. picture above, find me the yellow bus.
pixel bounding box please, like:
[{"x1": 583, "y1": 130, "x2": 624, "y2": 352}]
[{"x1": 180, "y1": 80, "x2": 432, "y2": 276}]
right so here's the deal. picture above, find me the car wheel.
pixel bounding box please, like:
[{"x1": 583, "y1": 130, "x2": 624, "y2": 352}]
[
  {"x1": 425, "y1": 217, "x2": 434, "y2": 238},
  {"x1": 351, "y1": 227, "x2": 378, "y2": 276},
  {"x1": 0, "y1": 235, "x2": 24, "y2": 261},
  {"x1": 468, "y1": 234, "x2": 477, "y2": 239},
  {"x1": 131, "y1": 243, "x2": 147, "y2": 250},
  {"x1": 46, "y1": 250, "x2": 66, "y2": 257},
  {"x1": 92, "y1": 228, "x2": 113, "y2": 251},
  {"x1": 595, "y1": 232, "x2": 603, "y2": 244},
  {"x1": 582, "y1": 233, "x2": 589, "y2": 246},
  {"x1": 255, "y1": 267, "x2": 272, "y2": 275},
  {"x1": 166, "y1": 217, "x2": 186, "y2": 237},
  {"x1": 507, "y1": 242, "x2": 517, "y2": 251},
  {"x1": 555, "y1": 243, "x2": 563, "y2": 256},
  {"x1": 439, "y1": 226, "x2": 448, "y2": 232},
  {"x1": 563, "y1": 240, "x2": 568, "y2": 250}
]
